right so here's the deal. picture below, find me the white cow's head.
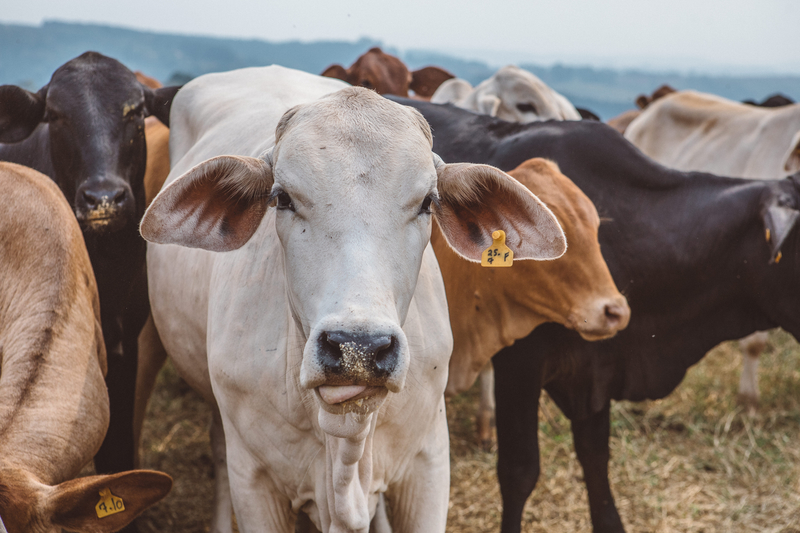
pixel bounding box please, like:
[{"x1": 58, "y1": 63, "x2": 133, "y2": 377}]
[
  {"x1": 466, "y1": 65, "x2": 581, "y2": 123},
  {"x1": 141, "y1": 87, "x2": 565, "y2": 427}
]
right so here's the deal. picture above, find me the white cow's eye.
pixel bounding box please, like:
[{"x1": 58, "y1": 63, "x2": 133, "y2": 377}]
[
  {"x1": 419, "y1": 195, "x2": 434, "y2": 215},
  {"x1": 516, "y1": 103, "x2": 538, "y2": 114},
  {"x1": 276, "y1": 192, "x2": 295, "y2": 212}
]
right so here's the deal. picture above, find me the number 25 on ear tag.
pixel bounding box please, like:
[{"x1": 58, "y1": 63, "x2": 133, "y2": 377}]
[
  {"x1": 481, "y1": 230, "x2": 513, "y2": 267},
  {"x1": 96, "y1": 488, "x2": 125, "y2": 518}
]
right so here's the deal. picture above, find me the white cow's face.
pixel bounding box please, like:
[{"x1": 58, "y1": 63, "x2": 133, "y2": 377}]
[
  {"x1": 141, "y1": 87, "x2": 567, "y2": 431},
  {"x1": 269, "y1": 98, "x2": 438, "y2": 416}
]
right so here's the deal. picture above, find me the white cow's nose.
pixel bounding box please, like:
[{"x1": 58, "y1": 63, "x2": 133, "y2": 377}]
[{"x1": 317, "y1": 331, "x2": 399, "y2": 383}]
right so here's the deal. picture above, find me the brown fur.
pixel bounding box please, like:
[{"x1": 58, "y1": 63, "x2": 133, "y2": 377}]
[
  {"x1": 0, "y1": 163, "x2": 171, "y2": 532},
  {"x1": 409, "y1": 66, "x2": 455, "y2": 98},
  {"x1": 321, "y1": 47, "x2": 413, "y2": 96}
]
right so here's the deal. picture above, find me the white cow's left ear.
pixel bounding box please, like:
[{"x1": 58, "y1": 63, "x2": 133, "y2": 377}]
[
  {"x1": 140, "y1": 154, "x2": 274, "y2": 252},
  {"x1": 432, "y1": 155, "x2": 566, "y2": 262}
]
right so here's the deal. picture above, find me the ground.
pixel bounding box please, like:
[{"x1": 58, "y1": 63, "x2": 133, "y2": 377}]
[{"x1": 135, "y1": 330, "x2": 800, "y2": 532}]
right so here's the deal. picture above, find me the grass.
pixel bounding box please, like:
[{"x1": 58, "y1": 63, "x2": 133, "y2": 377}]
[{"x1": 137, "y1": 330, "x2": 800, "y2": 532}]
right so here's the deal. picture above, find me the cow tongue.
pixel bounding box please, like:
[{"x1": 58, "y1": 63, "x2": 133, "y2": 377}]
[{"x1": 318, "y1": 385, "x2": 367, "y2": 405}]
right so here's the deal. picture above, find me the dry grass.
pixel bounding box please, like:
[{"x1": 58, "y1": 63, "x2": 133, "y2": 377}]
[{"x1": 136, "y1": 330, "x2": 800, "y2": 532}]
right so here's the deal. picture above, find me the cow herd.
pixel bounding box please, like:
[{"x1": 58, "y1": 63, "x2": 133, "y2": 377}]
[{"x1": 0, "y1": 46, "x2": 798, "y2": 533}]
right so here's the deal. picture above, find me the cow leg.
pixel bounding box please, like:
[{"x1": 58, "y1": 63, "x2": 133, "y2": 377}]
[
  {"x1": 210, "y1": 407, "x2": 234, "y2": 533},
  {"x1": 738, "y1": 330, "x2": 769, "y2": 409},
  {"x1": 493, "y1": 346, "x2": 543, "y2": 533},
  {"x1": 133, "y1": 313, "x2": 168, "y2": 468},
  {"x1": 369, "y1": 493, "x2": 392, "y2": 533},
  {"x1": 571, "y1": 403, "x2": 625, "y2": 533},
  {"x1": 94, "y1": 317, "x2": 137, "y2": 474},
  {"x1": 477, "y1": 362, "x2": 496, "y2": 450},
  {"x1": 386, "y1": 401, "x2": 449, "y2": 532}
]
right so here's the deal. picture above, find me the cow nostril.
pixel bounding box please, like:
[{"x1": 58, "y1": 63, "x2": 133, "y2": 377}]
[
  {"x1": 374, "y1": 336, "x2": 394, "y2": 364},
  {"x1": 604, "y1": 304, "x2": 627, "y2": 327},
  {"x1": 111, "y1": 188, "x2": 127, "y2": 205}
]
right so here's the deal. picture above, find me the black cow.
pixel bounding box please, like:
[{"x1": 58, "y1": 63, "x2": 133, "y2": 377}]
[
  {"x1": 742, "y1": 93, "x2": 795, "y2": 107},
  {"x1": 0, "y1": 52, "x2": 179, "y2": 512},
  {"x1": 388, "y1": 97, "x2": 800, "y2": 533}
]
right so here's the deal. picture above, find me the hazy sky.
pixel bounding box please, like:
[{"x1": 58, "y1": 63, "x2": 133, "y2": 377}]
[{"x1": 5, "y1": 0, "x2": 800, "y2": 74}]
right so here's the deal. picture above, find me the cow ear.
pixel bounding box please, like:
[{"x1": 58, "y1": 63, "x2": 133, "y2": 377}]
[
  {"x1": 783, "y1": 131, "x2": 800, "y2": 175},
  {"x1": 140, "y1": 154, "x2": 274, "y2": 252},
  {"x1": 143, "y1": 85, "x2": 181, "y2": 127},
  {"x1": 763, "y1": 196, "x2": 800, "y2": 264},
  {"x1": 477, "y1": 94, "x2": 501, "y2": 117},
  {"x1": 433, "y1": 158, "x2": 566, "y2": 262},
  {"x1": 0, "y1": 84, "x2": 48, "y2": 143},
  {"x1": 321, "y1": 64, "x2": 349, "y2": 82},
  {"x1": 48, "y1": 470, "x2": 172, "y2": 533}
]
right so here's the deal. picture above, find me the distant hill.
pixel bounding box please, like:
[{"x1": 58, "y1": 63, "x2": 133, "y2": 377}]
[{"x1": 3, "y1": 20, "x2": 800, "y2": 120}]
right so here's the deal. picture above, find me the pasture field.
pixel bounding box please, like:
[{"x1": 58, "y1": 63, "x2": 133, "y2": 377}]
[{"x1": 135, "y1": 330, "x2": 800, "y2": 532}]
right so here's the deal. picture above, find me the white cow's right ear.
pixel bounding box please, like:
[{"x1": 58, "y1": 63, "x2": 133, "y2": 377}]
[{"x1": 140, "y1": 154, "x2": 274, "y2": 252}]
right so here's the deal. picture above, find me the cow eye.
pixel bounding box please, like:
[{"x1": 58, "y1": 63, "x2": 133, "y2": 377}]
[
  {"x1": 276, "y1": 191, "x2": 295, "y2": 212},
  {"x1": 516, "y1": 103, "x2": 538, "y2": 114},
  {"x1": 360, "y1": 79, "x2": 373, "y2": 89},
  {"x1": 419, "y1": 195, "x2": 434, "y2": 215}
]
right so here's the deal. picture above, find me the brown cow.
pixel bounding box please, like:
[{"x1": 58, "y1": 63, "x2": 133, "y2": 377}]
[
  {"x1": 607, "y1": 84, "x2": 676, "y2": 134},
  {"x1": 0, "y1": 162, "x2": 171, "y2": 533},
  {"x1": 322, "y1": 47, "x2": 453, "y2": 97},
  {"x1": 434, "y1": 158, "x2": 630, "y2": 445}
]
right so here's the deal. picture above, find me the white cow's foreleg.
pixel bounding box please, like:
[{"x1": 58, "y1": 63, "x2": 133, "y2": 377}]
[
  {"x1": 210, "y1": 408, "x2": 234, "y2": 533},
  {"x1": 226, "y1": 432, "x2": 296, "y2": 533},
  {"x1": 738, "y1": 330, "x2": 769, "y2": 410},
  {"x1": 369, "y1": 493, "x2": 392, "y2": 533},
  {"x1": 477, "y1": 362, "x2": 496, "y2": 449},
  {"x1": 385, "y1": 402, "x2": 449, "y2": 532}
]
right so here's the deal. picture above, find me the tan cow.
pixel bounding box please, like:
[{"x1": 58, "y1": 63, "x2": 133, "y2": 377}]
[
  {"x1": 606, "y1": 84, "x2": 676, "y2": 134},
  {"x1": 435, "y1": 158, "x2": 630, "y2": 445},
  {"x1": 0, "y1": 162, "x2": 171, "y2": 533},
  {"x1": 322, "y1": 47, "x2": 454, "y2": 97},
  {"x1": 625, "y1": 89, "x2": 800, "y2": 407}
]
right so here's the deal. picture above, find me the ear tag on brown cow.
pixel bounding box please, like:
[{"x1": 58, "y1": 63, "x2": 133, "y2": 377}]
[
  {"x1": 775, "y1": 251, "x2": 783, "y2": 263},
  {"x1": 95, "y1": 488, "x2": 125, "y2": 518},
  {"x1": 481, "y1": 230, "x2": 513, "y2": 267},
  {"x1": 766, "y1": 228, "x2": 771, "y2": 243}
]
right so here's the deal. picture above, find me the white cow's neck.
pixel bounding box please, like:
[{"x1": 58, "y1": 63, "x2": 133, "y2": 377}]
[{"x1": 318, "y1": 411, "x2": 377, "y2": 532}]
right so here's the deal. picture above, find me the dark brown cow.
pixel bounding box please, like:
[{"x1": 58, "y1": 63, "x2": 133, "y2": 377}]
[{"x1": 322, "y1": 47, "x2": 454, "y2": 97}]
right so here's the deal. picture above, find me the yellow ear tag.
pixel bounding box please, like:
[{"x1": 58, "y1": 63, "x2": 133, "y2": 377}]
[
  {"x1": 766, "y1": 228, "x2": 771, "y2": 242},
  {"x1": 95, "y1": 488, "x2": 125, "y2": 518},
  {"x1": 775, "y1": 251, "x2": 782, "y2": 263},
  {"x1": 481, "y1": 230, "x2": 513, "y2": 267}
]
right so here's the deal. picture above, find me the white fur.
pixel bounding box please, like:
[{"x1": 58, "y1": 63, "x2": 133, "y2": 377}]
[
  {"x1": 144, "y1": 66, "x2": 563, "y2": 532},
  {"x1": 430, "y1": 65, "x2": 581, "y2": 123}
]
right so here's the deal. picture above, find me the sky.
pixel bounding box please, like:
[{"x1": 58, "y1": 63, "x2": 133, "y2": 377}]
[{"x1": 4, "y1": 0, "x2": 800, "y2": 75}]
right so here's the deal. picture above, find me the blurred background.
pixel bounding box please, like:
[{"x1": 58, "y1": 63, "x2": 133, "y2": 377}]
[{"x1": 2, "y1": 0, "x2": 800, "y2": 120}]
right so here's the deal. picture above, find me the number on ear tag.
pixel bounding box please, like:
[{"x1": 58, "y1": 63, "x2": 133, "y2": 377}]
[
  {"x1": 95, "y1": 488, "x2": 125, "y2": 518},
  {"x1": 481, "y1": 230, "x2": 513, "y2": 267}
]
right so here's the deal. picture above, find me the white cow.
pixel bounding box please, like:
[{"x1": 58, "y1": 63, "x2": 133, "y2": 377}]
[
  {"x1": 625, "y1": 89, "x2": 800, "y2": 407},
  {"x1": 141, "y1": 66, "x2": 566, "y2": 532},
  {"x1": 430, "y1": 65, "x2": 581, "y2": 122}
]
